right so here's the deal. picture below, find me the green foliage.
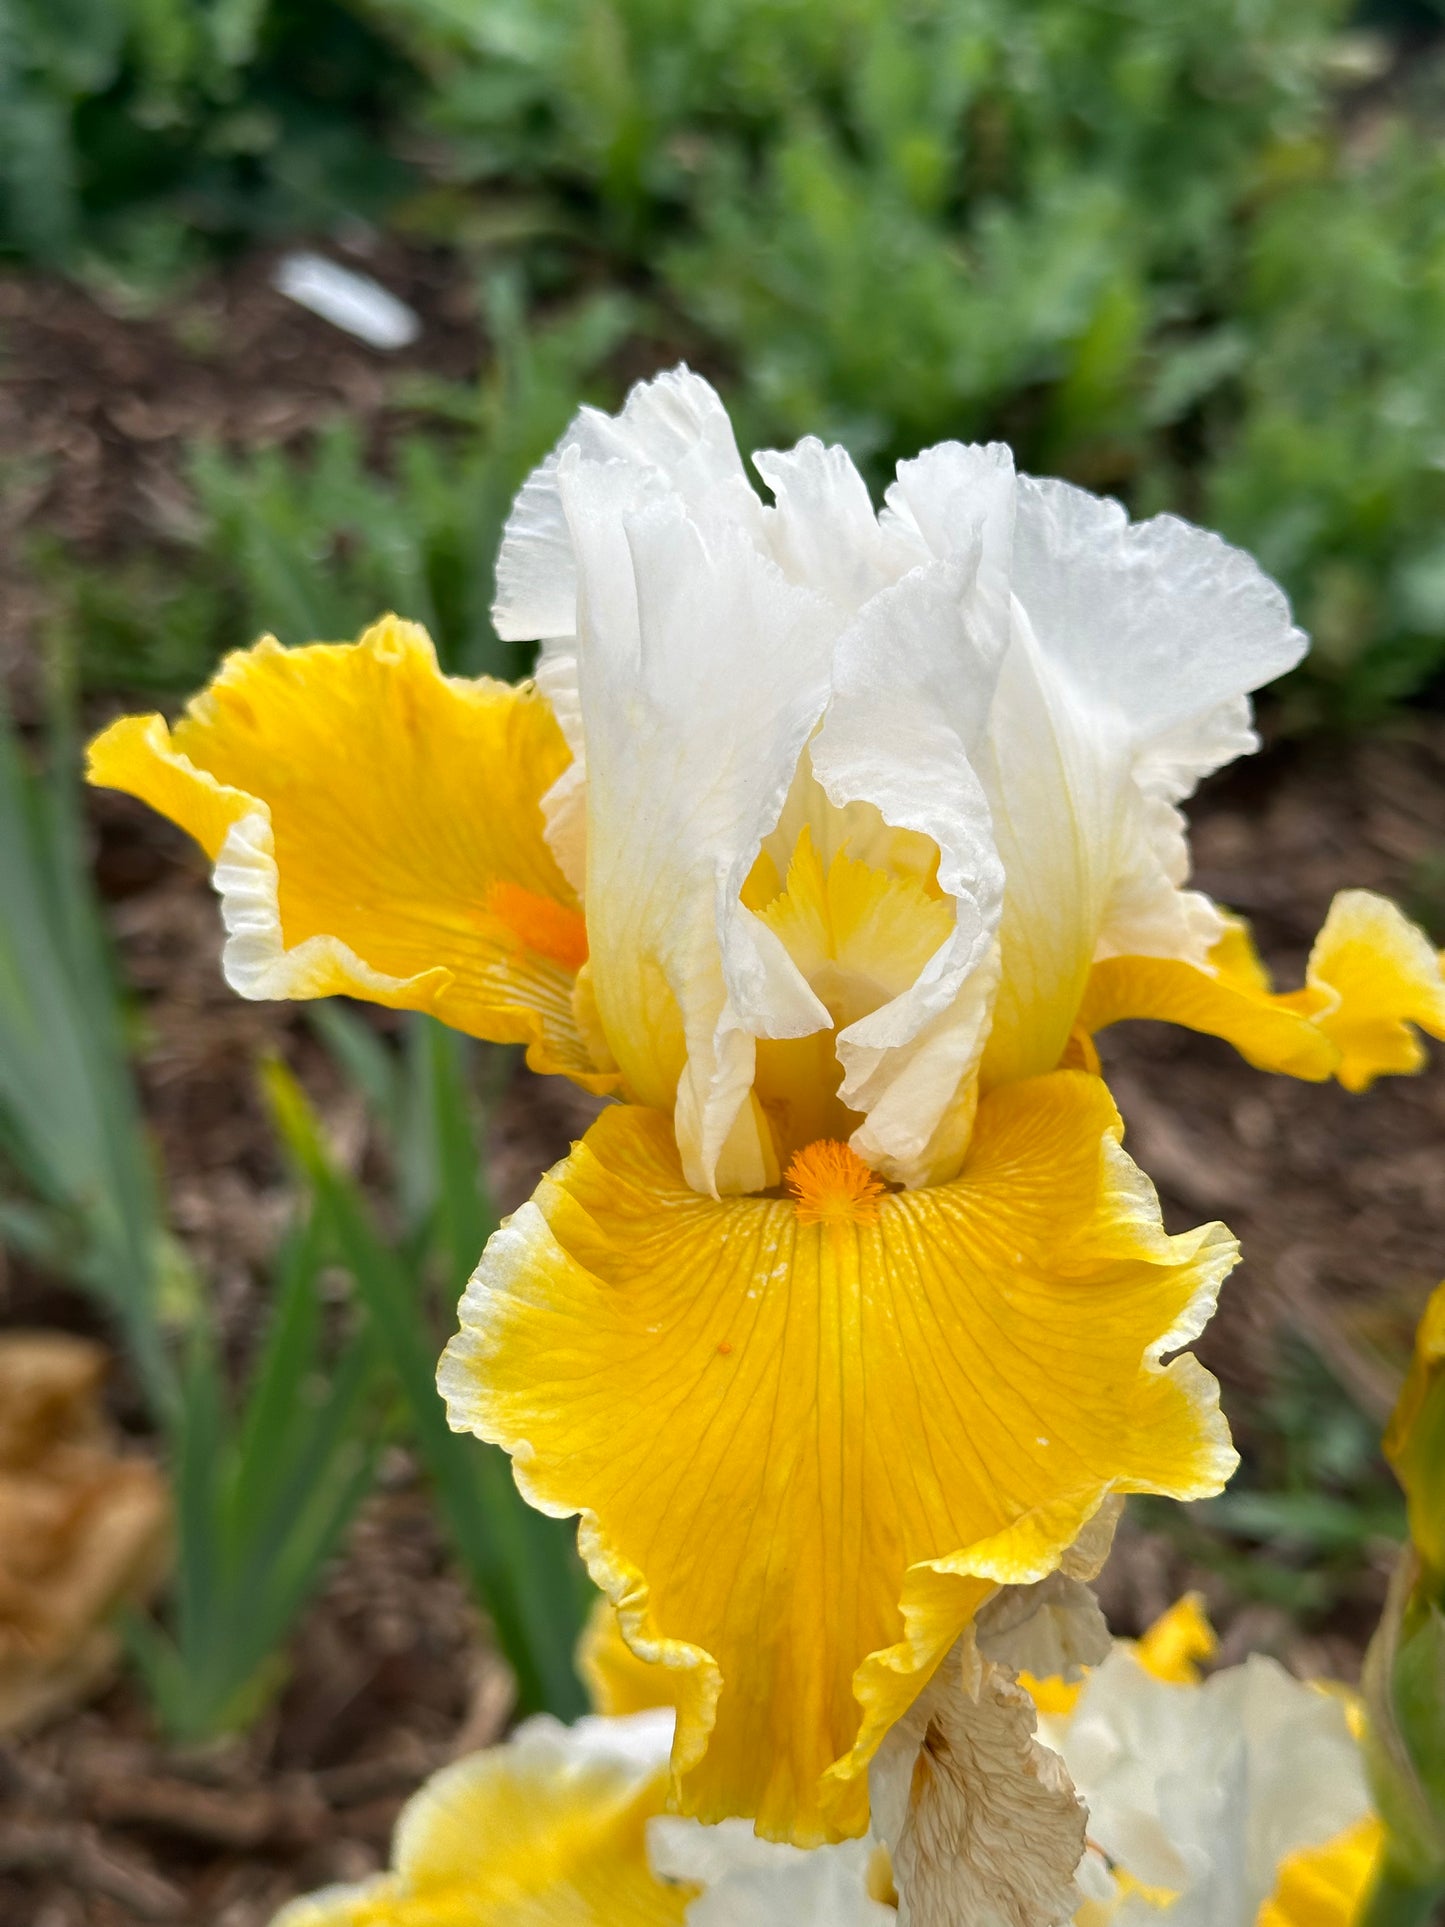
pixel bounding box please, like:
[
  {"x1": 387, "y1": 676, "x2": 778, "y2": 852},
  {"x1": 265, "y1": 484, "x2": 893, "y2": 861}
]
[
  {"x1": 378, "y1": 0, "x2": 1445, "y2": 712},
  {"x1": 1204, "y1": 134, "x2": 1445, "y2": 725},
  {"x1": 0, "y1": 709, "x2": 586, "y2": 1733},
  {"x1": 0, "y1": 0, "x2": 416, "y2": 275},
  {"x1": 391, "y1": 0, "x2": 1341, "y2": 458},
  {"x1": 0, "y1": 700, "x2": 176, "y2": 1409},
  {"x1": 1362, "y1": 1566, "x2": 1445, "y2": 1921},
  {"x1": 17, "y1": 0, "x2": 1445, "y2": 715},
  {"x1": 0, "y1": 703, "x2": 378, "y2": 1734},
  {"x1": 122, "y1": 1213, "x2": 381, "y2": 1741},
  {"x1": 58, "y1": 279, "x2": 632, "y2": 692},
  {"x1": 1143, "y1": 1339, "x2": 1406, "y2": 1618},
  {"x1": 268, "y1": 1040, "x2": 589, "y2": 1719}
]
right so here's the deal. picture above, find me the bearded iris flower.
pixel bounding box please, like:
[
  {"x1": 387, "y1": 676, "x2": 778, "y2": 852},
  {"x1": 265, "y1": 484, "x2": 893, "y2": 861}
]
[{"x1": 87, "y1": 370, "x2": 1445, "y2": 1846}]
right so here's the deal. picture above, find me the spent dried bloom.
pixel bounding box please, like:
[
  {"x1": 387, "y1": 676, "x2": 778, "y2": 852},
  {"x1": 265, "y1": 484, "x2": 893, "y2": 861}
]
[{"x1": 0, "y1": 1332, "x2": 168, "y2": 1732}]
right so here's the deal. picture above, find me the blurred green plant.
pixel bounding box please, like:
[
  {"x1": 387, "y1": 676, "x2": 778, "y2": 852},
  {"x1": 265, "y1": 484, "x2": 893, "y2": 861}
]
[
  {"x1": 0, "y1": 699, "x2": 178, "y2": 1410},
  {"x1": 0, "y1": 703, "x2": 586, "y2": 1734},
  {"x1": 25, "y1": 0, "x2": 1445, "y2": 722},
  {"x1": 269, "y1": 1039, "x2": 588, "y2": 1718},
  {"x1": 1140, "y1": 1337, "x2": 1406, "y2": 1619},
  {"x1": 390, "y1": 0, "x2": 1349, "y2": 458},
  {"x1": 1204, "y1": 133, "x2": 1445, "y2": 728},
  {"x1": 121, "y1": 1208, "x2": 381, "y2": 1741},
  {"x1": 383, "y1": 0, "x2": 1445, "y2": 713},
  {"x1": 1361, "y1": 1280, "x2": 1445, "y2": 1925},
  {"x1": 0, "y1": 0, "x2": 416, "y2": 280},
  {"x1": 57, "y1": 278, "x2": 632, "y2": 691}
]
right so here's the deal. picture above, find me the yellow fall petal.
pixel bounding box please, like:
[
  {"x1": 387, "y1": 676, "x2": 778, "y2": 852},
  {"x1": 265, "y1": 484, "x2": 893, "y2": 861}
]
[
  {"x1": 1255, "y1": 1814, "x2": 1386, "y2": 1927},
  {"x1": 441, "y1": 1070, "x2": 1237, "y2": 1845},
  {"x1": 580, "y1": 1597, "x2": 690, "y2": 1721},
  {"x1": 271, "y1": 1717, "x2": 691, "y2": 1927},
  {"x1": 1077, "y1": 893, "x2": 1445, "y2": 1093},
  {"x1": 87, "y1": 618, "x2": 615, "y2": 1090}
]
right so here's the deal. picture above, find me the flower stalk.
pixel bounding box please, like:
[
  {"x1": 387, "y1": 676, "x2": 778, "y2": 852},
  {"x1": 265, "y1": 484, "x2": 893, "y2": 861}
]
[{"x1": 1361, "y1": 1282, "x2": 1445, "y2": 1926}]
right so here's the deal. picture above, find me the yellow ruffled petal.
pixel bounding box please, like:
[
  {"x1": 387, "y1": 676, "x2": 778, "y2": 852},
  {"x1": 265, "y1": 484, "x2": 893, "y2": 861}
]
[
  {"x1": 272, "y1": 1717, "x2": 690, "y2": 1927},
  {"x1": 87, "y1": 618, "x2": 614, "y2": 1090},
  {"x1": 1077, "y1": 893, "x2": 1445, "y2": 1094},
  {"x1": 1075, "y1": 952, "x2": 1336, "y2": 1081},
  {"x1": 441, "y1": 1071, "x2": 1237, "y2": 1844},
  {"x1": 1255, "y1": 1814, "x2": 1386, "y2": 1927},
  {"x1": 1305, "y1": 890, "x2": 1445, "y2": 1092}
]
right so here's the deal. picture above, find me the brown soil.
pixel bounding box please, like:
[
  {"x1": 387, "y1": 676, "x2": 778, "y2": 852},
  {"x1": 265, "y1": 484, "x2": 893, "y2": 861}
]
[{"x1": 1, "y1": 256, "x2": 1443, "y2": 1924}]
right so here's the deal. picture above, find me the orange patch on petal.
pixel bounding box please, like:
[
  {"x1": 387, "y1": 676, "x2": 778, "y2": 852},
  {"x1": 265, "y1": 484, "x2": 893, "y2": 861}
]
[
  {"x1": 786, "y1": 1140, "x2": 887, "y2": 1227},
  {"x1": 485, "y1": 880, "x2": 589, "y2": 974}
]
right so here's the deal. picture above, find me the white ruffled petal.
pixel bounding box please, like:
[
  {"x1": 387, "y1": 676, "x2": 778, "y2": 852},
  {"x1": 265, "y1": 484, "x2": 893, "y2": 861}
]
[
  {"x1": 498, "y1": 368, "x2": 762, "y2": 899},
  {"x1": 1045, "y1": 1648, "x2": 1372, "y2": 1927},
  {"x1": 1009, "y1": 480, "x2": 1306, "y2": 743},
  {"x1": 808, "y1": 444, "x2": 1015, "y2": 1185},
  {"x1": 974, "y1": 480, "x2": 1306, "y2": 1082},
  {"x1": 507, "y1": 1707, "x2": 677, "y2": 1774},
  {"x1": 493, "y1": 365, "x2": 757, "y2": 644},
  {"x1": 559, "y1": 449, "x2": 836, "y2": 1193},
  {"x1": 754, "y1": 437, "x2": 926, "y2": 606},
  {"x1": 532, "y1": 647, "x2": 587, "y2": 895}
]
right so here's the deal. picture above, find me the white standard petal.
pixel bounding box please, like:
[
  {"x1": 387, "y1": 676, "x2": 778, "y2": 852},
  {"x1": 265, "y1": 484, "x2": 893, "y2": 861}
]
[
  {"x1": 808, "y1": 442, "x2": 1015, "y2": 1187},
  {"x1": 492, "y1": 365, "x2": 758, "y2": 644},
  {"x1": 753, "y1": 436, "x2": 928, "y2": 608},
  {"x1": 495, "y1": 367, "x2": 763, "y2": 898},
  {"x1": 976, "y1": 478, "x2": 1307, "y2": 1084},
  {"x1": 532, "y1": 646, "x2": 588, "y2": 896},
  {"x1": 559, "y1": 449, "x2": 838, "y2": 1194}
]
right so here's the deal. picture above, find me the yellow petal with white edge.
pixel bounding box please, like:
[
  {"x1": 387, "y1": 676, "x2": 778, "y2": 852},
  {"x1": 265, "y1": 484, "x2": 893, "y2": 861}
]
[
  {"x1": 1255, "y1": 1815, "x2": 1386, "y2": 1927},
  {"x1": 271, "y1": 1711, "x2": 690, "y2": 1927},
  {"x1": 580, "y1": 1596, "x2": 692, "y2": 1721},
  {"x1": 441, "y1": 1070, "x2": 1237, "y2": 1844},
  {"x1": 87, "y1": 618, "x2": 613, "y2": 1090},
  {"x1": 1078, "y1": 893, "x2": 1445, "y2": 1092}
]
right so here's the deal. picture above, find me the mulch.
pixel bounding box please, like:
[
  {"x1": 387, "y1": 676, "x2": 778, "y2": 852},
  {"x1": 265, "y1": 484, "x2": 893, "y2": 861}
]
[{"x1": 1, "y1": 254, "x2": 1443, "y2": 1924}]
